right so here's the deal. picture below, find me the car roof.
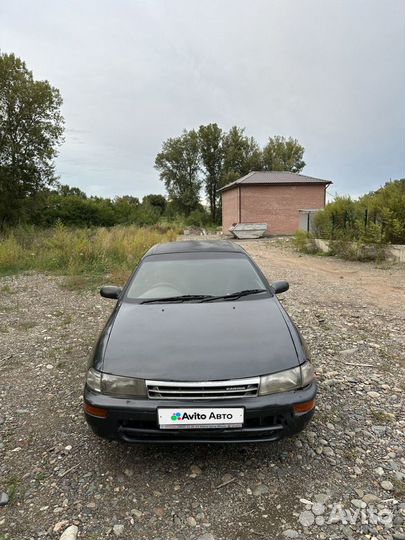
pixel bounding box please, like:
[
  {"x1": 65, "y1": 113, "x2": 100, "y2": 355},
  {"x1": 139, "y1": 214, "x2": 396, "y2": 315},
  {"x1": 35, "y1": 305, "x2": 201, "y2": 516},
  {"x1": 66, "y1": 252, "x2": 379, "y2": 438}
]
[{"x1": 144, "y1": 240, "x2": 246, "y2": 256}]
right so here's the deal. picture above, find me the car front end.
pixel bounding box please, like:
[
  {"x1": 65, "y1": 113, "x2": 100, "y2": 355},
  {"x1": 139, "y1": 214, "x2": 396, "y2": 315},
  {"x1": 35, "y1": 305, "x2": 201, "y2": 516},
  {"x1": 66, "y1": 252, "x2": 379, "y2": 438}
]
[{"x1": 83, "y1": 363, "x2": 316, "y2": 443}]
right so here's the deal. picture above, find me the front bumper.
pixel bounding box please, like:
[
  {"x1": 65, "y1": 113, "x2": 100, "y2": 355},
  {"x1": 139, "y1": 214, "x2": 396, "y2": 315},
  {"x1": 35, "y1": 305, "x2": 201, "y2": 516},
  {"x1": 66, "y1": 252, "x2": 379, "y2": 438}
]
[{"x1": 83, "y1": 382, "x2": 317, "y2": 443}]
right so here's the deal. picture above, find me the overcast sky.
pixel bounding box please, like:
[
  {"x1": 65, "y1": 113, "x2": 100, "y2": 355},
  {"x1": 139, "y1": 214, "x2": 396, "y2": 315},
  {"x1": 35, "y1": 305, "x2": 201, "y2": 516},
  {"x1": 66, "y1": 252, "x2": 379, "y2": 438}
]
[{"x1": 1, "y1": 0, "x2": 404, "y2": 200}]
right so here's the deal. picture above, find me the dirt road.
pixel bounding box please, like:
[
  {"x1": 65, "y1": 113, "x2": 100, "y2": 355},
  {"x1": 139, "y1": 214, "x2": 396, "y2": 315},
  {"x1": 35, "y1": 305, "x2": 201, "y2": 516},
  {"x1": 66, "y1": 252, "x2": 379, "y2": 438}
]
[{"x1": 0, "y1": 239, "x2": 404, "y2": 540}]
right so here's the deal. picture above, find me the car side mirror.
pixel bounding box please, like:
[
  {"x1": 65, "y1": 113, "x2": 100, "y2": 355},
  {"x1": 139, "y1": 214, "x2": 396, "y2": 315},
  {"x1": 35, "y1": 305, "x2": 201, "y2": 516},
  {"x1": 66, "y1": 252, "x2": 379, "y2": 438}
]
[
  {"x1": 271, "y1": 280, "x2": 289, "y2": 294},
  {"x1": 100, "y1": 285, "x2": 122, "y2": 299}
]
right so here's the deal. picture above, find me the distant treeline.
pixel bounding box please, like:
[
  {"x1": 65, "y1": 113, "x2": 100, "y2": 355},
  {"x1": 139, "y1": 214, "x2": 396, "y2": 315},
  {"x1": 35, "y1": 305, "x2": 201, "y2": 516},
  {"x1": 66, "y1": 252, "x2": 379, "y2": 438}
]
[{"x1": 17, "y1": 185, "x2": 210, "y2": 228}]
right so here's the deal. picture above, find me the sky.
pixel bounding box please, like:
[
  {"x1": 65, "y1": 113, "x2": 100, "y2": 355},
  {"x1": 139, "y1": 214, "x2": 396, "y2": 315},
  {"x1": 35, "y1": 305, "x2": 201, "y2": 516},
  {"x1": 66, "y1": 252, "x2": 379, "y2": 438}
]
[{"x1": 1, "y1": 0, "x2": 404, "y2": 201}]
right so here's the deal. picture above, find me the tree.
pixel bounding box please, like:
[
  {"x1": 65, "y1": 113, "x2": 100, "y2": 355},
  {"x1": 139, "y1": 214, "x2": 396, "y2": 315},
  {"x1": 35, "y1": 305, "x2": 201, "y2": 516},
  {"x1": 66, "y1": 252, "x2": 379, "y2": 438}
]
[
  {"x1": 262, "y1": 135, "x2": 305, "y2": 173},
  {"x1": 142, "y1": 193, "x2": 167, "y2": 214},
  {"x1": 0, "y1": 53, "x2": 64, "y2": 225},
  {"x1": 198, "y1": 123, "x2": 224, "y2": 222},
  {"x1": 58, "y1": 184, "x2": 87, "y2": 199},
  {"x1": 154, "y1": 130, "x2": 201, "y2": 215},
  {"x1": 222, "y1": 126, "x2": 262, "y2": 185}
]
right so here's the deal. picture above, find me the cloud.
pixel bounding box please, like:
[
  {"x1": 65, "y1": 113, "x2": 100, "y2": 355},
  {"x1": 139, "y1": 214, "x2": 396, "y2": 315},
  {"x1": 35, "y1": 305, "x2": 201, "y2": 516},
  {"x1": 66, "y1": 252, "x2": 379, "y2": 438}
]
[{"x1": 1, "y1": 0, "x2": 404, "y2": 199}]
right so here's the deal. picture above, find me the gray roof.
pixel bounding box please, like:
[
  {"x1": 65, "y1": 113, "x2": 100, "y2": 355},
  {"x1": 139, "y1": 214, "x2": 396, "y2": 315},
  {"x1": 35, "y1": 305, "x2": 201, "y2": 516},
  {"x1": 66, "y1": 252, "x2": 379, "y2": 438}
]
[
  {"x1": 219, "y1": 171, "x2": 332, "y2": 192},
  {"x1": 145, "y1": 240, "x2": 244, "y2": 256}
]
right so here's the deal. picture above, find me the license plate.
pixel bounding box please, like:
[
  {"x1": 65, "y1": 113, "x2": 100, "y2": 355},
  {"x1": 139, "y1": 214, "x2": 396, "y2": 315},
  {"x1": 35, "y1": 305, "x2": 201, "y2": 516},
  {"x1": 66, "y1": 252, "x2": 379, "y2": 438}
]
[{"x1": 158, "y1": 408, "x2": 244, "y2": 429}]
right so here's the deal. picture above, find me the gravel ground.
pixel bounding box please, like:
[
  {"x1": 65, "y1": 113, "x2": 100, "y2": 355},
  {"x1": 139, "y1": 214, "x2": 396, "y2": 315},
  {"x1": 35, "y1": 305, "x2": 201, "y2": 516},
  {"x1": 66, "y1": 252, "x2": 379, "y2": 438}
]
[{"x1": 0, "y1": 238, "x2": 404, "y2": 540}]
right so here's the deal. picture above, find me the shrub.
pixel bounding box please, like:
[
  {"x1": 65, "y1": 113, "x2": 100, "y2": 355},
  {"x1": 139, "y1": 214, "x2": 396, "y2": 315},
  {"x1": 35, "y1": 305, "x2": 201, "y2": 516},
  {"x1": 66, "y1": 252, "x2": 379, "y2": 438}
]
[
  {"x1": 314, "y1": 179, "x2": 405, "y2": 245},
  {"x1": 293, "y1": 230, "x2": 319, "y2": 254},
  {"x1": 329, "y1": 239, "x2": 386, "y2": 262}
]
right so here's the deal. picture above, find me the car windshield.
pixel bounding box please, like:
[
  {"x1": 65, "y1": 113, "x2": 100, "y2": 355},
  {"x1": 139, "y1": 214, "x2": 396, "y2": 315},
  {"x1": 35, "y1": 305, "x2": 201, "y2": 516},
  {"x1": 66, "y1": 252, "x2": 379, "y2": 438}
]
[{"x1": 125, "y1": 252, "x2": 268, "y2": 301}]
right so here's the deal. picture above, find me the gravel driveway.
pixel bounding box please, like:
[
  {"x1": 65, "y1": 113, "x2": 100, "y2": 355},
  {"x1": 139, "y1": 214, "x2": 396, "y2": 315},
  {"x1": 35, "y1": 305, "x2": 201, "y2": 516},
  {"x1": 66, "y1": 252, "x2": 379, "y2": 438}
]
[{"x1": 1, "y1": 239, "x2": 404, "y2": 540}]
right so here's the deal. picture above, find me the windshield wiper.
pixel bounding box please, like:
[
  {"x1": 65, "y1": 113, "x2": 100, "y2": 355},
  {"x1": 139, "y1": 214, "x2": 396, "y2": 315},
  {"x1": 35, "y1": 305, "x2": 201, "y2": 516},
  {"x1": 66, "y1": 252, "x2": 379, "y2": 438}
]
[
  {"x1": 199, "y1": 289, "x2": 268, "y2": 303},
  {"x1": 140, "y1": 294, "x2": 213, "y2": 304}
]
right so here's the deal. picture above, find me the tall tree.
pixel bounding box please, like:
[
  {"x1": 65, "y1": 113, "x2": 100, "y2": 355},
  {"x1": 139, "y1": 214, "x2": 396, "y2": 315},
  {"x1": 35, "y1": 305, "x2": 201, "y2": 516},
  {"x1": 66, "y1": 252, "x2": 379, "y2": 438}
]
[
  {"x1": 222, "y1": 126, "x2": 262, "y2": 185},
  {"x1": 155, "y1": 130, "x2": 201, "y2": 215},
  {"x1": 262, "y1": 135, "x2": 305, "y2": 173},
  {"x1": 0, "y1": 53, "x2": 64, "y2": 225},
  {"x1": 198, "y1": 123, "x2": 224, "y2": 222},
  {"x1": 142, "y1": 193, "x2": 167, "y2": 214}
]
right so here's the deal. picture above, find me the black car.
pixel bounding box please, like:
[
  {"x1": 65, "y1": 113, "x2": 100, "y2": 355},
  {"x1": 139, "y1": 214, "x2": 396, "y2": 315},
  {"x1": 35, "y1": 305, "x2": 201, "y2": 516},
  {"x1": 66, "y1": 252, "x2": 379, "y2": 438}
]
[{"x1": 84, "y1": 240, "x2": 316, "y2": 443}]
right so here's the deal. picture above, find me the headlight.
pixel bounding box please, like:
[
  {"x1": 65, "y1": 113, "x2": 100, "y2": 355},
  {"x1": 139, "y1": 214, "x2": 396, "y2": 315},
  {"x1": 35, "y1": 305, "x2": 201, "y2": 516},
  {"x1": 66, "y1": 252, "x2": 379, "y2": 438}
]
[
  {"x1": 86, "y1": 368, "x2": 146, "y2": 398},
  {"x1": 301, "y1": 361, "x2": 315, "y2": 387},
  {"x1": 259, "y1": 362, "x2": 314, "y2": 395},
  {"x1": 86, "y1": 367, "x2": 101, "y2": 392}
]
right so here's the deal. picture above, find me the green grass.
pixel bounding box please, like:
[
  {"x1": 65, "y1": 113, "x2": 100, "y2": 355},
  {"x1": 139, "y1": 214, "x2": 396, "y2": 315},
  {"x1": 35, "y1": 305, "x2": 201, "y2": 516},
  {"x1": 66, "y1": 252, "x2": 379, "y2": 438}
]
[
  {"x1": 0, "y1": 224, "x2": 179, "y2": 287},
  {"x1": 5, "y1": 476, "x2": 20, "y2": 504}
]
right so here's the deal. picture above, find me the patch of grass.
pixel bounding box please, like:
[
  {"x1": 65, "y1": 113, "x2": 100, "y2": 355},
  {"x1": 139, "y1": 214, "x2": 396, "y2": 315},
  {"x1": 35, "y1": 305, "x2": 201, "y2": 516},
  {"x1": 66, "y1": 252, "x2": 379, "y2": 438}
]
[
  {"x1": 0, "y1": 224, "x2": 178, "y2": 279},
  {"x1": 0, "y1": 284, "x2": 16, "y2": 294},
  {"x1": 392, "y1": 477, "x2": 405, "y2": 498},
  {"x1": 293, "y1": 230, "x2": 320, "y2": 255},
  {"x1": 35, "y1": 472, "x2": 46, "y2": 483},
  {"x1": 17, "y1": 320, "x2": 38, "y2": 331},
  {"x1": 61, "y1": 314, "x2": 73, "y2": 326},
  {"x1": 342, "y1": 446, "x2": 359, "y2": 461},
  {"x1": 370, "y1": 410, "x2": 395, "y2": 423},
  {"x1": 5, "y1": 476, "x2": 20, "y2": 504}
]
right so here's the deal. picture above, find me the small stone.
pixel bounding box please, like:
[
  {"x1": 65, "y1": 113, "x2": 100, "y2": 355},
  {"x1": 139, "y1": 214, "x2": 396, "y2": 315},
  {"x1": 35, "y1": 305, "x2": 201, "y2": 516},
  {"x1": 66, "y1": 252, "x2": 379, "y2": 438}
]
[
  {"x1": 299, "y1": 510, "x2": 315, "y2": 527},
  {"x1": 362, "y1": 494, "x2": 380, "y2": 504},
  {"x1": 131, "y1": 509, "x2": 142, "y2": 518},
  {"x1": 282, "y1": 529, "x2": 299, "y2": 538},
  {"x1": 367, "y1": 391, "x2": 380, "y2": 399},
  {"x1": 113, "y1": 524, "x2": 124, "y2": 537},
  {"x1": 315, "y1": 516, "x2": 325, "y2": 526},
  {"x1": 64, "y1": 445, "x2": 72, "y2": 451},
  {"x1": 196, "y1": 534, "x2": 215, "y2": 540},
  {"x1": 153, "y1": 507, "x2": 165, "y2": 518},
  {"x1": 312, "y1": 503, "x2": 325, "y2": 515},
  {"x1": 190, "y1": 465, "x2": 202, "y2": 476},
  {"x1": 46, "y1": 364, "x2": 54, "y2": 369},
  {"x1": 53, "y1": 521, "x2": 69, "y2": 533},
  {"x1": 187, "y1": 516, "x2": 197, "y2": 527},
  {"x1": 381, "y1": 480, "x2": 393, "y2": 491},
  {"x1": 351, "y1": 499, "x2": 366, "y2": 509},
  {"x1": 60, "y1": 525, "x2": 78, "y2": 540},
  {"x1": 124, "y1": 468, "x2": 133, "y2": 477},
  {"x1": 314, "y1": 493, "x2": 330, "y2": 504},
  {"x1": 340, "y1": 348, "x2": 358, "y2": 355},
  {"x1": 0, "y1": 492, "x2": 9, "y2": 506},
  {"x1": 253, "y1": 484, "x2": 269, "y2": 496},
  {"x1": 323, "y1": 447, "x2": 334, "y2": 457},
  {"x1": 221, "y1": 473, "x2": 233, "y2": 483}
]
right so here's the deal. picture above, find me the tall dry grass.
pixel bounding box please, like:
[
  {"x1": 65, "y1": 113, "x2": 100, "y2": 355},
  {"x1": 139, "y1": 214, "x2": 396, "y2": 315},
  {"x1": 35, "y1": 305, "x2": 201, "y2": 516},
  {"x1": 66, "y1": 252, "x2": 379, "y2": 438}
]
[{"x1": 0, "y1": 224, "x2": 179, "y2": 286}]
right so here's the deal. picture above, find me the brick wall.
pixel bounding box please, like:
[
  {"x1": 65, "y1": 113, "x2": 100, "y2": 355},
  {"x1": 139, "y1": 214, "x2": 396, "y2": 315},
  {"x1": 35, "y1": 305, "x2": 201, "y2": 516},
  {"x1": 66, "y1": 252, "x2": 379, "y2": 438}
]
[
  {"x1": 222, "y1": 184, "x2": 326, "y2": 235},
  {"x1": 222, "y1": 188, "x2": 240, "y2": 233}
]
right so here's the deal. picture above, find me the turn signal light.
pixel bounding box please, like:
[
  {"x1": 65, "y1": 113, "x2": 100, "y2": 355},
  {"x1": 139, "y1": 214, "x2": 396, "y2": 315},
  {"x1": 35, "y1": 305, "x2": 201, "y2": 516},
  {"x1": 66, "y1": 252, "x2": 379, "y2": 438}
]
[
  {"x1": 293, "y1": 399, "x2": 315, "y2": 414},
  {"x1": 83, "y1": 403, "x2": 108, "y2": 418}
]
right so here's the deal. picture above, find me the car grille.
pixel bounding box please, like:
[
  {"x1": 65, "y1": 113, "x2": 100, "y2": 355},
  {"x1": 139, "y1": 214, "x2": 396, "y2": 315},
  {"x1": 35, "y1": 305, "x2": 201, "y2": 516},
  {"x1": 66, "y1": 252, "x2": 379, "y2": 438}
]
[{"x1": 146, "y1": 377, "x2": 260, "y2": 400}]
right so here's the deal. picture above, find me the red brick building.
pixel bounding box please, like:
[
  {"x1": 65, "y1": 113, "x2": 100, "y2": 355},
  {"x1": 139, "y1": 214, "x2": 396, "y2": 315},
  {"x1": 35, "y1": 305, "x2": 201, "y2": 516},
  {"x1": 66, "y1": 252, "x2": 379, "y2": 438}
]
[{"x1": 220, "y1": 171, "x2": 332, "y2": 235}]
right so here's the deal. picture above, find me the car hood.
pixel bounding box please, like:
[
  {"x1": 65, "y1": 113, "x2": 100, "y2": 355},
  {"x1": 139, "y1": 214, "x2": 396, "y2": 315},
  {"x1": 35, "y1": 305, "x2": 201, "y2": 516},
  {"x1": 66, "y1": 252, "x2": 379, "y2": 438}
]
[{"x1": 102, "y1": 298, "x2": 298, "y2": 381}]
